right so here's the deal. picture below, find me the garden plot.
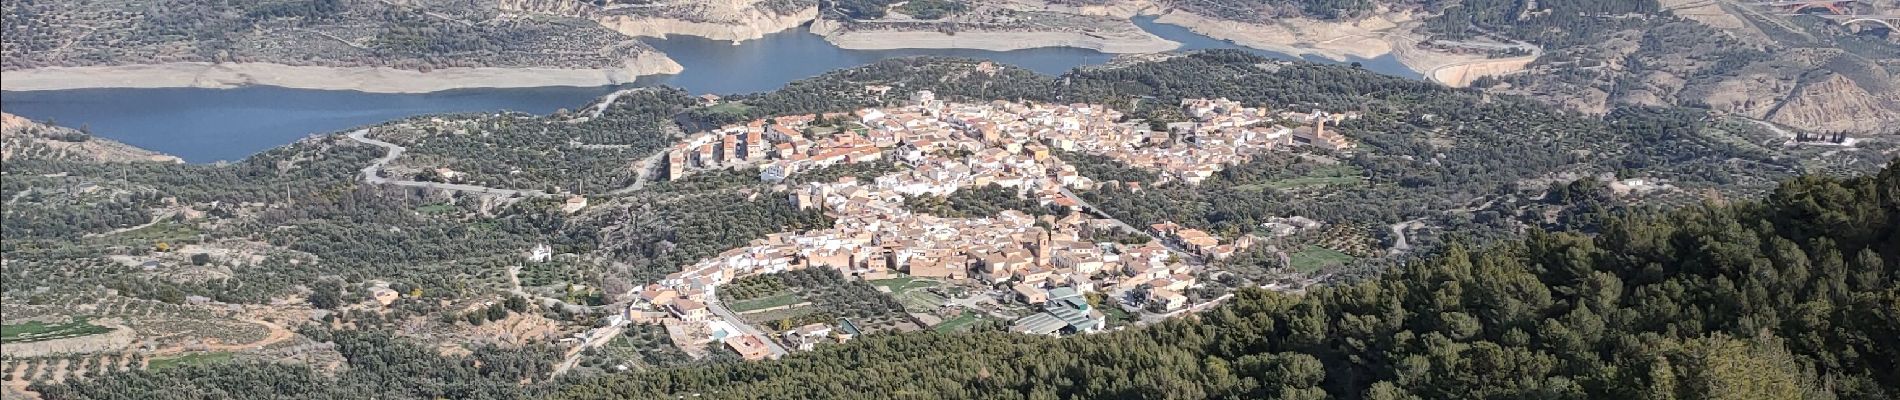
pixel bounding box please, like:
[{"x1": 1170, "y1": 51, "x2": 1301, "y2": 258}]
[
  {"x1": 146, "y1": 352, "x2": 236, "y2": 371},
  {"x1": 868, "y1": 276, "x2": 939, "y2": 295},
  {"x1": 128, "y1": 316, "x2": 270, "y2": 347},
  {"x1": 1, "y1": 317, "x2": 112, "y2": 344},
  {"x1": 897, "y1": 290, "x2": 951, "y2": 313},
  {"x1": 871, "y1": 276, "x2": 974, "y2": 326},
  {"x1": 580, "y1": 323, "x2": 698, "y2": 372},
  {"x1": 1285, "y1": 245, "x2": 1357, "y2": 273},
  {"x1": 723, "y1": 269, "x2": 918, "y2": 333},
  {"x1": 930, "y1": 311, "x2": 996, "y2": 333},
  {"x1": 1310, "y1": 224, "x2": 1380, "y2": 257},
  {"x1": 722, "y1": 274, "x2": 813, "y2": 314},
  {"x1": 0, "y1": 352, "x2": 143, "y2": 387}
]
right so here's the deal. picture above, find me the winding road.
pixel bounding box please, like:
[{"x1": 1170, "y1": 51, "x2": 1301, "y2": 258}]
[
  {"x1": 89, "y1": 210, "x2": 179, "y2": 237},
  {"x1": 610, "y1": 150, "x2": 670, "y2": 195},
  {"x1": 346, "y1": 129, "x2": 556, "y2": 198},
  {"x1": 1422, "y1": 39, "x2": 1543, "y2": 87},
  {"x1": 1387, "y1": 219, "x2": 1424, "y2": 256}
]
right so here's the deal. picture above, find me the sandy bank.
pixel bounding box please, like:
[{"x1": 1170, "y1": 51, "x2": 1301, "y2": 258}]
[
  {"x1": 1426, "y1": 55, "x2": 1540, "y2": 87},
  {"x1": 1151, "y1": 11, "x2": 1399, "y2": 61},
  {"x1": 816, "y1": 19, "x2": 1179, "y2": 53},
  {"x1": 1150, "y1": 10, "x2": 1534, "y2": 85},
  {"x1": 1011, "y1": 0, "x2": 1160, "y2": 19},
  {"x1": 597, "y1": 7, "x2": 819, "y2": 41},
  {"x1": 2, "y1": 53, "x2": 682, "y2": 93}
]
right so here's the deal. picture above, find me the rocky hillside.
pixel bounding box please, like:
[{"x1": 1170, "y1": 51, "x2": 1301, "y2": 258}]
[
  {"x1": 1437, "y1": 0, "x2": 1900, "y2": 135},
  {"x1": 1, "y1": 0, "x2": 670, "y2": 72},
  {"x1": 1042, "y1": 0, "x2": 1900, "y2": 135},
  {"x1": 0, "y1": 113, "x2": 181, "y2": 164},
  {"x1": 496, "y1": 0, "x2": 818, "y2": 41}
]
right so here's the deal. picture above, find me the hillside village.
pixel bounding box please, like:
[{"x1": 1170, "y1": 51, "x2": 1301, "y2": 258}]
[
  {"x1": 619, "y1": 92, "x2": 1358, "y2": 360},
  {"x1": 666, "y1": 92, "x2": 1355, "y2": 185}
]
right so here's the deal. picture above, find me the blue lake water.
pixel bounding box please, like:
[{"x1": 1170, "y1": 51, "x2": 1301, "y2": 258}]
[{"x1": 0, "y1": 16, "x2": 1417, "y2": 163}]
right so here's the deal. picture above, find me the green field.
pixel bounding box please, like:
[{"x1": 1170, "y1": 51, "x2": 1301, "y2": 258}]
[
  {"x1": 869, "y1": 276, "x2": 938, "y2": 295},
  {"x1": 897, "y1": 290, "x2": 949, "y2": 312},
  {"x1": 1286, "y1": 245, "x2": 1356, "y2": 272},
  {"x1": 704, "y1": 102, "x2": 755, "y2": 117},
  {"x1": 727, "y1": 293, "x2": 804, "y2": 313},
  {"x1": 112, "y1": 221, "x2": 200, "y2": 242},
  {"x1": 932, "y1": 313, "x2": 986, "y2": 333},
  {"x1": 416, "y1": 203, "x2": 457, "y2": 214},
  {"x1": 1097, "y1": 300, "x2": 1131, "y2": 328},
  {"x1": 739, "y1": 305, "x2": 823, "y2": 324},
  {"x1": 1, "y1": 317, "x2": 113, "y2": 343},
  {"x1": 147, "y1": 352, "x2": 235, "y2": 371}
]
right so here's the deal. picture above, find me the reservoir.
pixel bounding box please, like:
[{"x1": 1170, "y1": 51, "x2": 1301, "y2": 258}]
[{"x1": 0, "y1": 16, "x2": 1418, "y2": 163}]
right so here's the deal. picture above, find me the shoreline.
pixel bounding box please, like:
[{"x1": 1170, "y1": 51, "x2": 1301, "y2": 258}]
[
  {"x1": 1144, "y1": 9, "x2": 1528, "y2": 84},
  {"x1": 1, "y1": 54, "x2": 683, "y2": 94},
  {"x1": 821, "y1": 31, "x2": 1178, "y2": 53},
  {"x1": 1149, "y1": 11, "x2": 1400, "y2": 64},
  {"x1": 1, "y1": 9, "x2": 1511, "y2": 93},
  {"x1": 815, "y1": 19, "x2": 1180, "y2": 54},
  {"x1": 594, "y1": 7, "x2": 820, "y2": 42}
]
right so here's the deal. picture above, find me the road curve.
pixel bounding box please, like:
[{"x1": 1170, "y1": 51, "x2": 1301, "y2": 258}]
[
  {"x1": 1423, "y1": 39, "x2": 1542, "y2": 88},
  {"x1": 345, "y1": 129, "x2": 556, "y2": 198}
]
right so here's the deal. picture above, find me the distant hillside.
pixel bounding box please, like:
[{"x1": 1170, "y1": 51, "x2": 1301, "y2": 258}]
[
  {"x1": 0, "y1": 0, "x2": 664, "y2": 71},
  {"x1": 1059, "y1": 0, "x2": 1900, "y2": 134},
  {"x1": 1433, "y1": 0, "x2": 1900, "y2": 134}
]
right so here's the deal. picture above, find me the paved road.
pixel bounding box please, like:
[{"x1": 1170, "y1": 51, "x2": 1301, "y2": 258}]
[
  {"x1": 587, "y1": 89, "x2": 637, "y2": 119},
  {"x1": 1422, "y1": 38, "x2": 1543, "y2": 86},
  {"x1": 346, "y1": 129, "x2": 556, "y2": 198},
  {"x1": 1387, "y1": 219, "x2": 1423, "y2": 256},
  {"x1": 1744, "y1": 117, "x2": 1797, "y2": 139},
  {"x1": 89, "y1": 210, "x2": 179, "y2": 237},
  {"x1": 704, "y1": 300, "x2": 791, "y2": 358},
  {"x1": 609, "y1": 149, "x2": 670, "y2": 195},
  {"x1": 553, "y1": 322, "x2": 625, "y2": 376}
]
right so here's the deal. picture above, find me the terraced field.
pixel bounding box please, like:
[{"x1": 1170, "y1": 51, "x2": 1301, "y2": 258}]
[
  {"x1": 0, "y1": 317, "x2": 111, "y2": 343},
  {"x1": 146, "y1": 352, "x2": 235, "y2": 371},
  {"x1": 1285, "y1": 245, "x2": 1355, "y2": 273},
  {"x1": 724, "y1": 269, "x2": 917, "y2": 333}
]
